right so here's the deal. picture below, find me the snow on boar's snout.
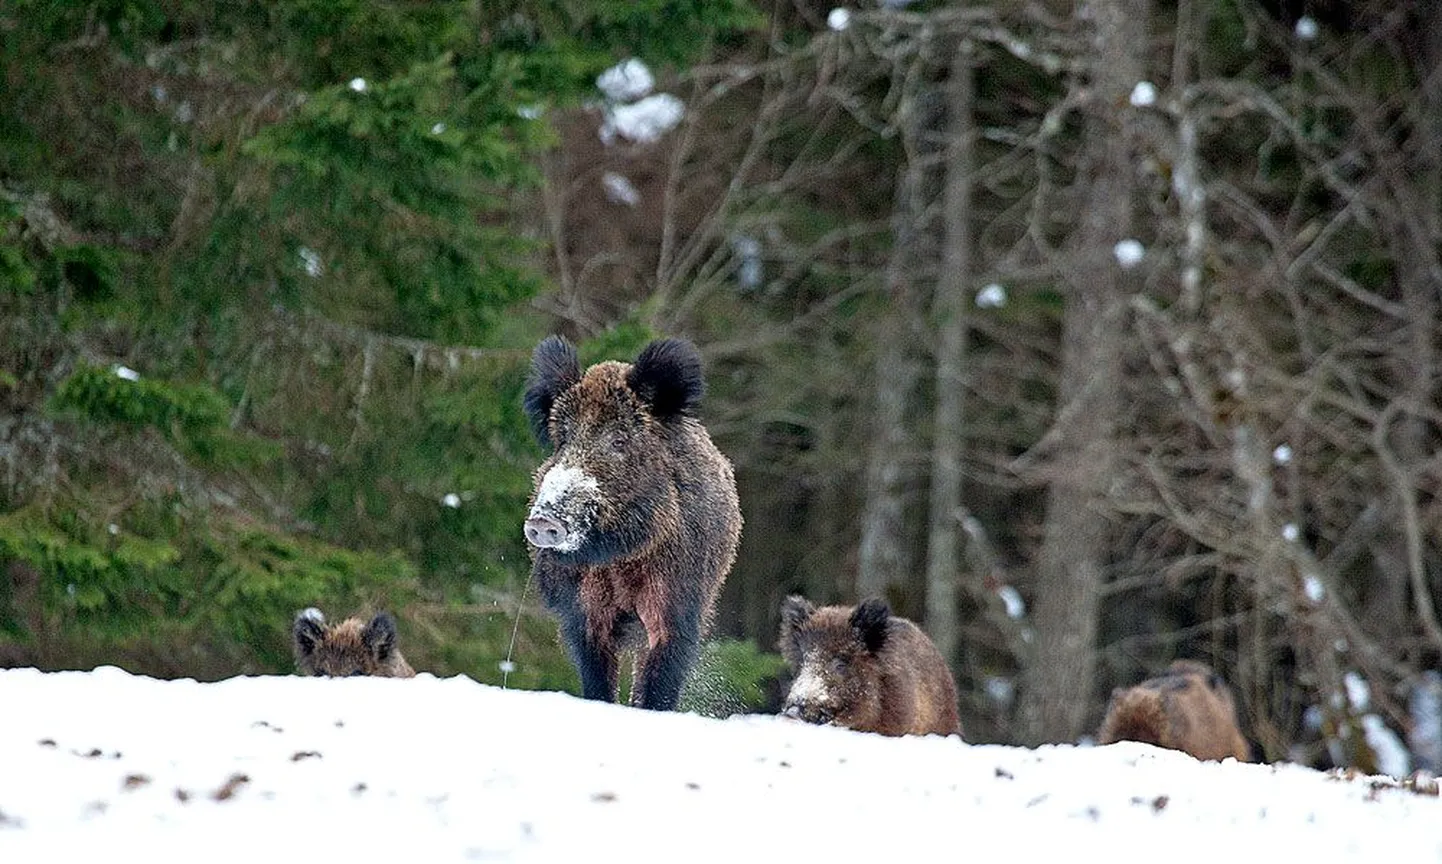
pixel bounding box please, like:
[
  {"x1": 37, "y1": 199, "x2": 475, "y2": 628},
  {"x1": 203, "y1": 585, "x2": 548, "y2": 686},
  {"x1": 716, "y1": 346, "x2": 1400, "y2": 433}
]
[
  {"x1": 521, "y1": 335, "x2": 742, "y2": 711},
  {"x1": 524, "y1": 463, "x2": 601, "y2": 552}
]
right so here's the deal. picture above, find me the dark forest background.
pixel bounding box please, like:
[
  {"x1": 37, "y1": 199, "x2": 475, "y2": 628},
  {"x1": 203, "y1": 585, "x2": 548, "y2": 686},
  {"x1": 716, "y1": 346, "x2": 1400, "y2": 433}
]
[{"x1": 4, "y1": 0, "x2": 1442, "y2": 775}]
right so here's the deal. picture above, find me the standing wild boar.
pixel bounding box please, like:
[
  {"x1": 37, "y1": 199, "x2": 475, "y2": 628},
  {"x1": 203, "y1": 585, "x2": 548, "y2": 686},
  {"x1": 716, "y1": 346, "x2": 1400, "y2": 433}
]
[
  {"x1": 522, "y1": 335, "x2": 742, "y2": 711},
  {"x1": 292, "y1": 608, "x2": 416, "y2": 678},
  {"x1": 778, "y1": 595, "x2": 962, "y2": 737},
  {"x1": 1097, "y1": 659, "x2": 1251, "y2": 762}
]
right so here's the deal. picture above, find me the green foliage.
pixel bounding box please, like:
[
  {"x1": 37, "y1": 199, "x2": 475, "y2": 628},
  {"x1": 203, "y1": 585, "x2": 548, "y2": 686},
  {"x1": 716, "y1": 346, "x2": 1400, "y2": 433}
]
[
  {"x1": 200, "y1": 529, "x2": 415, "y2": 670},
  {"x1": 55, "y1": 245, "x2": 122, "y2": 303},
  {"x1": 0, "y1": 502, "x2": 418, "y2": 674},
  {"x1": 680, "y1": 638, "x2": 787, "y2": 716},
  {"x1": 51, "y1": 364, "x2": 278, "y2": 467},
  {"x1": 0, "y1": 507, "x2": 181, "y2": 633},
  {"x1": 0, "y1": 211, "x2": 37, "y2": 294},
  {"x1": 0, "y1": 245, "x2": 35, "y2": 296},
  {"x1": 1200, "y1": 0, "x2": 1253, "y2": 79},
  {"x1": 272, "y1": 0, "x2": 474, "y2": 87},
  {"x1": 242, "y1": 53, "x2": 545, "y2": 341},
  {"x1": 569, "y1": 0, "x2": 764, "y2": 68},
  {"x1": 578, "y1": 318, "x2": 662, "y2": 366}
]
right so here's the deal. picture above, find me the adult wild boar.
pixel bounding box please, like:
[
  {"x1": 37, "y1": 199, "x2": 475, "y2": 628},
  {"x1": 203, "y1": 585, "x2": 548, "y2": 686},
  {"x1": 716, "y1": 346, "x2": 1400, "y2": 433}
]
[{"x1": 522, "y1": 336, "x2": 742, "y2": 711}]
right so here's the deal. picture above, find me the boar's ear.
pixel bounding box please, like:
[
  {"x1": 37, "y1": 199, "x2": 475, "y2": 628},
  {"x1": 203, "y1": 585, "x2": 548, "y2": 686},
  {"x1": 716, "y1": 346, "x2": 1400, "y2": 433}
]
[
  {"x1": 780, "y1": 595, "x2": 816, "y2": 634},
  {"x1": 362, "y1": 612, "x2": 400, "y2": 662},
  {"x1": 293, "y1": 608, "x2": 326, "y2": 660},
  {"x1": 524, "y1": 336, "x2": 580, "y2": 449},
  {"x1": 849, "y1": 598, "x2": 891, "y2": 655},
  {"x1": 778, "y1": 595, "x2": 815, "y2": 661},
  {"x1": 627, "y1": 338, "x2": 705, "y2": 421}
]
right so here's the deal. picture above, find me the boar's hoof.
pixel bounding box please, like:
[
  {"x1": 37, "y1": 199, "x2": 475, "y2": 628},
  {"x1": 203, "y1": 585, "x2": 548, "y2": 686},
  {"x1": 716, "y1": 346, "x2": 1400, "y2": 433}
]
[{"x1": 525, "y1": 514, "x2": 569, "y2": 549}]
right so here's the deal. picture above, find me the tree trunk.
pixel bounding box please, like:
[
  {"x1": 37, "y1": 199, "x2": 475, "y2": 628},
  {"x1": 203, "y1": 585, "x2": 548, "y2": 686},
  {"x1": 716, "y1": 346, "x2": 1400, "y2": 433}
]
[
  {"x1": 923, "y1": 41, "x2": 975, "y2": 670},
  {"x1": 1370, "y1": 5, "x2": 1442, "y2": 653},
  {"x1": 857, "y1": 96, "x2": 928, "y2": 605},
  {"x1": 1017, "y1": 0, "x2": 1148, "y2": 745}
]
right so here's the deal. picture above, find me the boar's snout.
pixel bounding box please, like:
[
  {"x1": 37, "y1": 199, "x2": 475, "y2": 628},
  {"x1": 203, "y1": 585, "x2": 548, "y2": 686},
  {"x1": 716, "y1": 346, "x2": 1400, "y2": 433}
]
[
  {"x1": 783, "y1": 701, "x2": 833, "y2": 725},
  {"x1": 526, "y1": 462, "x2": 601, "y2": 553},
  {"x1": 524, "y1": 514, "x2": 569, "y2": 549}
]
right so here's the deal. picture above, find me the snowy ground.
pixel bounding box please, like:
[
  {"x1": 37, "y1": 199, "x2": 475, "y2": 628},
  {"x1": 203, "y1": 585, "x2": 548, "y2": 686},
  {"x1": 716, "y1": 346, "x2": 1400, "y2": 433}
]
[{"x1": 1, "y1": 667, "x2": 1438, "y2": 863}]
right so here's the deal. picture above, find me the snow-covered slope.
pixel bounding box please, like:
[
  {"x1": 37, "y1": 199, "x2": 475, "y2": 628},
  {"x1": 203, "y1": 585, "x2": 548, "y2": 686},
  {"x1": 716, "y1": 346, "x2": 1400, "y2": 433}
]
[{"x1": 1, "y1": 667, "x2": 1437, "y2": 862}]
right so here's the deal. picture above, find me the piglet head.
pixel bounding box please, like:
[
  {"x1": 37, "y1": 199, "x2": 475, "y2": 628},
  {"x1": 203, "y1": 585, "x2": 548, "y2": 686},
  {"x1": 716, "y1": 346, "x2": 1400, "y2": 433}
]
[{"x1": 778, "y1": 596, "x2": 892, "y2": 728}]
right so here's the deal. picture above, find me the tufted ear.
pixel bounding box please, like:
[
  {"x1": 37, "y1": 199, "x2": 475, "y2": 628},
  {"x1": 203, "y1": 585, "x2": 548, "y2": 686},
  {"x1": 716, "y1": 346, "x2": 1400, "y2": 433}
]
[
  {"x1": 524, "y1": 336, "x2": 581, "y2": 449},
  {"x1": 362, "y1": 612, "x2": 400, "y2": 662},
  {"x1": 293, "y1": 608, "x2": 327, "y2": 661},
  {"x1": 780, "y1": 595, "x2": 816, "y2": 633},
  {"x1": 849, "y1": 598, "x2": 891, "y2": 655},
  {"x1": 777, "y1": 595, "x2": 815, "y2": 659},
  {"x1": 626, "y1": 338, "x2": 705, "y2": 422}
]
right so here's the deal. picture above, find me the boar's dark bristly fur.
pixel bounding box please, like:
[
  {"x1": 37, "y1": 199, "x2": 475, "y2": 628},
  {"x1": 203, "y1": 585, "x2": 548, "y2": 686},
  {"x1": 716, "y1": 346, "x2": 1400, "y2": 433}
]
[
  {"x1": 1097, "y1": 659, "x2": 1250, "y2": 762},
  {"x1": 778, "y1": 595, "x2": 962, "y2": 738},
  {"x1": 293, "y1": 608, "x2": 416, "y2": 678},
  {"x1": 522, "y1": 335, "x2": 742, "y2": 712}
]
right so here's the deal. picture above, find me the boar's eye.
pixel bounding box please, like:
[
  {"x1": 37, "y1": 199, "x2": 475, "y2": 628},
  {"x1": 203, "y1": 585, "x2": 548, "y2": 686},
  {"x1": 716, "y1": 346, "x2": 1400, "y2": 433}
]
[{"x1": 830, "y1": 658, "x2": 849, "y2": 675}]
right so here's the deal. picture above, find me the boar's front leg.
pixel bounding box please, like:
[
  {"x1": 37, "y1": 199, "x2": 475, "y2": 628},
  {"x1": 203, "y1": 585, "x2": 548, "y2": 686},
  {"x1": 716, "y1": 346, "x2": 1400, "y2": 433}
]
[
  {"x1": 558, "y1": 613, "x2": 618, "y2": 702},
  {"x1": 539, "y1": 566, "x2": 618, "y2": 702}
]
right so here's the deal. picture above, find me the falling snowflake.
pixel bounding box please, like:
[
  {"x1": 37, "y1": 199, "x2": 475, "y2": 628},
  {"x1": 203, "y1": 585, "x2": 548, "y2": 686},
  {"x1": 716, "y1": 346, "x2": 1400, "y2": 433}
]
[
  {"x1": 1113, "y1": 239, "x2": 1145, "y2": 269},
  {"x1": 975, "y1": 283, "x2": 1008, "y2": 309},
  {"x1": 298, "y1": 247, "x2": 323, "y2": 279},
  {"x1": 348, "y1": 78, "x2": 367, "y2": 93},
  {"x1": 983, "y1": 676, "x2": 1015, "y2": 708},
  {"x1": 602, "y1": 172, "x2": 641, "y2": 207},
  {"x1": 113, "y1": 365, "x2": 141, "y2": 382},
  {"x1": 1282, "y1": 523, "x2": 1299, "y2": 542},
  {"x1": 997, "y1": 585, "x2": 1026, "y2": 619},
  {"x1": 732, "y1": 235, "x2": 762, "y2": 291},
  {"x1": 827, "y1": 8, "x2": 851, "y2": 31},
  {"x1": 1295, "y1": 16, "x2": 1319, "y2": 40},
  {"x1": 442, "y1": 493, "x2": 462, "y2": 509},
  {"x1": 1129, "y1": 81, "x2": 1158, "y2": 108},
  {"x1": 1272, "y1": 444, "x2": 1293, "y2": 465}
]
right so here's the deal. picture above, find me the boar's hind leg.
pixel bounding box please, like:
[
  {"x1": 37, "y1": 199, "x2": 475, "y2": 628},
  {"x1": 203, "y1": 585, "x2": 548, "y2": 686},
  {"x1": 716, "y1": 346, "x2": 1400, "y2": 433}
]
[{"x1": 632, "y1": 611, "x2": 702, "y2": 712}]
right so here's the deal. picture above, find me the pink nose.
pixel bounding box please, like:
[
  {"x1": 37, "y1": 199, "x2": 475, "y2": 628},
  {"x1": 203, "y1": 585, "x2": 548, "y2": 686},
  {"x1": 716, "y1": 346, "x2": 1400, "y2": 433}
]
[{"x1": 525, "y1": 515, "x2": 568, "y2": 548}]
